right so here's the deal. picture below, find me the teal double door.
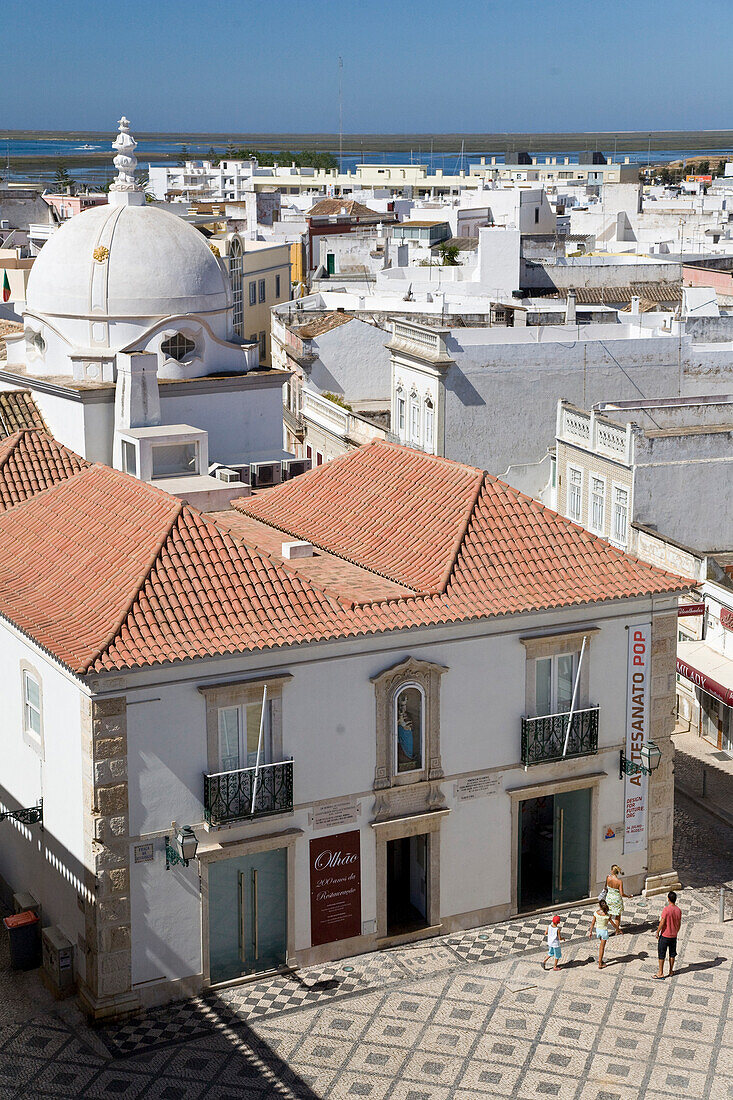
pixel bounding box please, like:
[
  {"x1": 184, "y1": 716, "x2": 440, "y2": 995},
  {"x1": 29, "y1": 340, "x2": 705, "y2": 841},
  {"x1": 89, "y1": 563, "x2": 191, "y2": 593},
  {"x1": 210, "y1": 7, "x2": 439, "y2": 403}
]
[
  {"x1": 208, "y1": 849, "x2": 287, "y2": 984},
  {"x1": 518, "y1": 788, "x2": 591, "y2": 911}
]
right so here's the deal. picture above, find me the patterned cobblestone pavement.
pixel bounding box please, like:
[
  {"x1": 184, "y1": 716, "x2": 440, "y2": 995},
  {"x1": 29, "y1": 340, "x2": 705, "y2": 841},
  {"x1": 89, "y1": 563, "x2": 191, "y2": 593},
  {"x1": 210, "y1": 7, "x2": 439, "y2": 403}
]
[{"x1": 0, "y1": 794, "x2": 731, "y2": 1099}]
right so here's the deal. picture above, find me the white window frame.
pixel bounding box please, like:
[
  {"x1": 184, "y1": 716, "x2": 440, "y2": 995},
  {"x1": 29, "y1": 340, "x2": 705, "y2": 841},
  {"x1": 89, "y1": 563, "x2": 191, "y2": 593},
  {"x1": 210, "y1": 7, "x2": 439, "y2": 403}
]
[
  {"x1": 248, "y1": 281, "x2": 256, "y2": 306},
  {"x1": 534, "y1": 651, "x2": 580, "y2": 717},
  {"x1": 566, "y1": 465, "x2": 583, "y2": 524},
  {"x1": 589, "y1": 473, "x2": 606, "y2": 536},
  {"x1": 22, "y1": 668, "x2": 43, "y2": 752},
  {"x1": 392, "y1": 681, "x2": 425, "y2": 776},
  {"x1": 424, "y1": 400, "x2": 435, "y2": 451},
  {"x1": 410, "y1": 399, "x2": 421, "y2": 444},
  {"x1": 258, "y1": 278, "x2": 266, "y2": 303},
  {"x1": 611, "y1": 482, "x2": 629, "y2": 547},
  {"x1": 396, "y1": 396, "x2": 406, "y2": 434},
  {"x1": 217, "y1": 699, "x2": 272, "y2": 773}
]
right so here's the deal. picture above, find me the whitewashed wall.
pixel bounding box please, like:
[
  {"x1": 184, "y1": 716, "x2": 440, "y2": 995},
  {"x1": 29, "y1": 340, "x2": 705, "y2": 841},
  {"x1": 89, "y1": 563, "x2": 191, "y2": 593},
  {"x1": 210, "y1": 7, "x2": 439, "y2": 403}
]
[
  {"x1": 122, "y1": 596, "x2": 663, "y2": 985},
  {"x1": 0, "y1": 623, "x2": 86, "y2": 958}
]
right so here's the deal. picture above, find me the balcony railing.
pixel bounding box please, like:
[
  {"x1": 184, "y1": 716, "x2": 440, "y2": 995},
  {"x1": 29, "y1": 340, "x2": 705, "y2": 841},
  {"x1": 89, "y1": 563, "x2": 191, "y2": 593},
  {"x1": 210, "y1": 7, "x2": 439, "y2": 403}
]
[
  {"x1": 204, "y1": 759, "x2": 294, "y2": 826},
  {"x1": 521, "y1": 706, "x2": 599, "y2": 766}
]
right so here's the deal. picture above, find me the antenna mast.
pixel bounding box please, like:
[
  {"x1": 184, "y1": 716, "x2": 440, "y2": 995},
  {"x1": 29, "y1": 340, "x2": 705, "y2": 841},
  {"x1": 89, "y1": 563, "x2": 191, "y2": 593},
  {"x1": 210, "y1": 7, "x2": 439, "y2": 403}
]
[{"x1": 338, "y1": 56, "x2": 344, "y2": 173}]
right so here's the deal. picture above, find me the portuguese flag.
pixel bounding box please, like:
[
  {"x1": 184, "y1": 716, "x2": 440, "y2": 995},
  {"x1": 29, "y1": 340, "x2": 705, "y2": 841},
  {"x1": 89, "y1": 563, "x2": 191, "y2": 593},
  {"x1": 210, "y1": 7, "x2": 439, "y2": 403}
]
[{"x1": 2, "y1": 271, "x2": 9, "y2": 303}]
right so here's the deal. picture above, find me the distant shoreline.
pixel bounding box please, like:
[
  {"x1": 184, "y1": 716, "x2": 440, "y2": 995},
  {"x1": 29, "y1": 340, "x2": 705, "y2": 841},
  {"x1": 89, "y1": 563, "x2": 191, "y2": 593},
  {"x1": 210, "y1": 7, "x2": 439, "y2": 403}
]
[{"x1": 2, "y1": 129, "x2": 733, "y2": 155}]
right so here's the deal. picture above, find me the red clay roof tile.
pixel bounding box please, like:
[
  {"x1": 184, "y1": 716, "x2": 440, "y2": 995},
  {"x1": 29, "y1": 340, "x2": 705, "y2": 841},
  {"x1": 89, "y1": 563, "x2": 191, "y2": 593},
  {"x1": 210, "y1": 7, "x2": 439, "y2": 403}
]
[{"x1": 0, "y1": 439, "x2": 690, "y2": 674}]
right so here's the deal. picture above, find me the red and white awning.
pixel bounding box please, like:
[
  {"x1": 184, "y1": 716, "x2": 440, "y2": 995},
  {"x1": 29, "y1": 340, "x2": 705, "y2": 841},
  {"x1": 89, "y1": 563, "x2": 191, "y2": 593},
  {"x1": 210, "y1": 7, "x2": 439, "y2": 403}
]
[{"x1": 677, "y1": 641, "x2": 733, "y2": 708}]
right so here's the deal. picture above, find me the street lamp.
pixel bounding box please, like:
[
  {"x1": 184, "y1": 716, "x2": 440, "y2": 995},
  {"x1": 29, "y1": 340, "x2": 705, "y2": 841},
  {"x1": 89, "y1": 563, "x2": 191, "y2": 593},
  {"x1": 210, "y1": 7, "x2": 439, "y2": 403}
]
[
  {"x1": 619, "y1": 741, "x2": 662, "y2": 779},
  {"x1": 165, "y1": 826, "x2": 199, "y2": 870}
]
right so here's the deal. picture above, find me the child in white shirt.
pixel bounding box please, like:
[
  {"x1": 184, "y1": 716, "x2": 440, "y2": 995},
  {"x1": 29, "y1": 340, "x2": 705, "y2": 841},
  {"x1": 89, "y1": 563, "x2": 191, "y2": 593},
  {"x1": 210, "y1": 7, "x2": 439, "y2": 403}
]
[{"x1": 543, "y1": 914, "x2": 563, "y2": 971}]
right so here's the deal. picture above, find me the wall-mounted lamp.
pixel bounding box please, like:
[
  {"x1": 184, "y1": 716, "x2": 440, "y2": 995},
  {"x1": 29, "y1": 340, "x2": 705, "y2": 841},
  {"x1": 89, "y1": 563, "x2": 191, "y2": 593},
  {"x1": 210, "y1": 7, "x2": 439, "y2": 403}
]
[
  {"x1": 164, "y1": 826, "x2": 199, "y2": 870},
  {"x1": 619, "y1": 741, "x2": 662, "y2": 779}
]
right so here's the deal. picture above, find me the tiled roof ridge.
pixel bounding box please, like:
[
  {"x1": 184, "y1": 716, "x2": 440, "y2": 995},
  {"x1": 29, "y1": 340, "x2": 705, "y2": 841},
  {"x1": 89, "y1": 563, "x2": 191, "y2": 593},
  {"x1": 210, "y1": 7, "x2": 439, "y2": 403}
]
[
  {"x1": 469, "y1": 472, "x2": 692, "y2": 590},
  {"x1": 434, "y1": 467, "x2": 486, "y2": 594},
  {"x1": 0, "y1": 429, "x2": 24, "y2": 473},
  {"x1": 80, "y1": 490, "x2": 184, "y2": 673}
]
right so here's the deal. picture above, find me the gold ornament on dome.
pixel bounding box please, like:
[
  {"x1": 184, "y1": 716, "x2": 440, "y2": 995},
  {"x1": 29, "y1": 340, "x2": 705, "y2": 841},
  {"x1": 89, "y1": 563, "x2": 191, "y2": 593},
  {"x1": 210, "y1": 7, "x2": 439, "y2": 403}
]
[
  {"x1": 93, "y1": 246, "x2": 110, "y2": 263},
  {"x1": 209, "y1": 243, "x2": 220, "y2": 257}
]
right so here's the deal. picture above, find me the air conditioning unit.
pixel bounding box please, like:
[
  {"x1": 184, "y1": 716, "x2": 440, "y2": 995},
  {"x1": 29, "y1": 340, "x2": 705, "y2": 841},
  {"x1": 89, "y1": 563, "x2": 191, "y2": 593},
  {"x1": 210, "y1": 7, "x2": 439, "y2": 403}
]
[
  {"x1": 281, "y1": 457, "x2": 312, "y2": 480},
  {"x1": 215, "y1": 467, "x2": 242, "y2": 484},
  {"x1": 250, "y1": 461, "x2": 282, "y2": 489}
]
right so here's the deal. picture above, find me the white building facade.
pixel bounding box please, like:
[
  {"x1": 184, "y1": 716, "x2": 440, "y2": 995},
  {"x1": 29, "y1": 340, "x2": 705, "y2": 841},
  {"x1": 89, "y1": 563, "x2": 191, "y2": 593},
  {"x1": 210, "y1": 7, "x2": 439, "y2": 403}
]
[{"x1": 0, "y1": 440, "x2": 683, "y2": 1020}]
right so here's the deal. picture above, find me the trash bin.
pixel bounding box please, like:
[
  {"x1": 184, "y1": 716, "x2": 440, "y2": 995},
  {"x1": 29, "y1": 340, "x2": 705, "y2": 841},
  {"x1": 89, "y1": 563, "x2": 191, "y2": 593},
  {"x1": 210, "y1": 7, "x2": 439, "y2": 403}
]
[{"x1": 4, "y1": 910, "x2": 41, "y2": 970}]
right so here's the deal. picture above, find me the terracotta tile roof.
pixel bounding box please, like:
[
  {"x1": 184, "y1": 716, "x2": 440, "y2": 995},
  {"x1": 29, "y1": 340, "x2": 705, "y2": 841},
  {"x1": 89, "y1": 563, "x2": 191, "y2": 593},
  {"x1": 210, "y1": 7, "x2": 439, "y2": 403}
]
[
  {"x1": 0, "y1": 391, "x2": 48, "y2": 438},
  {"x1": 236, "y1": 444, "x2": 485, "y2": 593},
  {"x1": 296, "y1": 312, "x2": 353, "y2": 339},
  {"x1": 307, "y1": 199, "x2": 383, "y2": 220},
  {"x1": 551, "y1": 283, "x2": 682, "y2": 305},
  {"x1": 0, "y1": 440, "x2": 690, "y2": 675},
  {"x1": 0, "y1": 429, "x2": 89, "y2": 511},
  {"x1": 235, "y1": 441, "x2": 690, "y2": 612},
  {"x1": 211, "y1": 508, "x2": 413, "y2": 605}
]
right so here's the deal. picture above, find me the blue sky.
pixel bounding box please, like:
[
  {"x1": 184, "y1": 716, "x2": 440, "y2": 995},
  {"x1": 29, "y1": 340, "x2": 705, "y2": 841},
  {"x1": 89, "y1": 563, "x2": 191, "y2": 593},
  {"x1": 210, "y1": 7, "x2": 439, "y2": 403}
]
[{"x1": 5, "y1": 0, "x2": 733, "y2": 133}]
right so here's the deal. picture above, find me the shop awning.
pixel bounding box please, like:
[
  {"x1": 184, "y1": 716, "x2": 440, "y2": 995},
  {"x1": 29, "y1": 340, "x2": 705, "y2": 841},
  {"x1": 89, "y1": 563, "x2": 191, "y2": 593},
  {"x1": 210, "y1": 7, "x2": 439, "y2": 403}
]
[{"x1": 677, "y1": 641, "x2": 733, "y2": 707}]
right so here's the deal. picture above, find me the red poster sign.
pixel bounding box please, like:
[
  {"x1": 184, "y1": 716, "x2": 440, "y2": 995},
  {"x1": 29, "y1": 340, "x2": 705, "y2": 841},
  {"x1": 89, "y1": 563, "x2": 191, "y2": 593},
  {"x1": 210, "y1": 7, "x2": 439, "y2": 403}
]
[
  {"x1": 309, "y1": 830, "x2": 361, "y2": 947},
  {"x1": 721, "y1": 607, "x2": 733, "y2": 632},
  {"x1": 678, "y1": 603, "x2": 705, "y2": 618}
]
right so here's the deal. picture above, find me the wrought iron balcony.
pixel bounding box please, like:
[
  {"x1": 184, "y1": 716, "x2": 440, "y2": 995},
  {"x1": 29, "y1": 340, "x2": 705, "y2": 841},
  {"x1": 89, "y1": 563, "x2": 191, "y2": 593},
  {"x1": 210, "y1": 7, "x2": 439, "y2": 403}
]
[
  {"x1": 521, "y1": 706, "x2": 599, "y2": 766},
  {"x1": 204, "y1": 760, "x2": 294, "y2": 826}
]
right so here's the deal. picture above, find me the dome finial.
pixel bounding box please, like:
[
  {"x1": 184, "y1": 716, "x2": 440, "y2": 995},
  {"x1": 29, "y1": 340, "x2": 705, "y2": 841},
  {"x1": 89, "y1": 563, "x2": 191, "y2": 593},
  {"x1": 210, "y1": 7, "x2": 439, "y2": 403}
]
[{"x1": 109, "y1": 115, "x2": 144, "y2": 204}]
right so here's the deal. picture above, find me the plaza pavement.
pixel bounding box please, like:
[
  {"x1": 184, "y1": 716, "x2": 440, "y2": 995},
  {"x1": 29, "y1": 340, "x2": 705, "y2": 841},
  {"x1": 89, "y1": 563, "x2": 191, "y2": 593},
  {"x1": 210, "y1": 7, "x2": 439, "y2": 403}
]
[{"x1": 0, "y1": 793, "x2": 731, "y2": 1099}]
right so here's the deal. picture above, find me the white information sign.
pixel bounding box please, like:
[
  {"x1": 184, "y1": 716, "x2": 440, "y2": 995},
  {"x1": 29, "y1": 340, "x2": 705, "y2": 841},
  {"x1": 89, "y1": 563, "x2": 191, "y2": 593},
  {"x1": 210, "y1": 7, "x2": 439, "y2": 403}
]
[
  {"x1": 624, "y1": 623, "x2": 651, "y2": 853},
  {"x1": 454, "y1": 774, "x2": 503, "y2": 802},
  {"x1": 312, "y1": 800, "x2": 360, "y2": 830}
]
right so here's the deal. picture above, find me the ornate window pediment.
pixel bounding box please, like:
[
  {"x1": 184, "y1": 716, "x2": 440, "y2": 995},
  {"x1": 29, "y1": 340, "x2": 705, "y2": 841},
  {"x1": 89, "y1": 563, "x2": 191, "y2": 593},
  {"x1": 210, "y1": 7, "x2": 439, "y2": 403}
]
[{"x1": 371, "y1": 656, "x2": 447, "y2": 792}]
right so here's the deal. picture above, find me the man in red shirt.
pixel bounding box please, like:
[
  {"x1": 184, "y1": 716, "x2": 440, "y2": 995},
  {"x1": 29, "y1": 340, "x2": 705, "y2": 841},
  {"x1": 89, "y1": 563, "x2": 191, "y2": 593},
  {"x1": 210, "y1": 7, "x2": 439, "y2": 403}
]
[{"x1": 655, "y1": 890, "x2": 682, "y2": 978}]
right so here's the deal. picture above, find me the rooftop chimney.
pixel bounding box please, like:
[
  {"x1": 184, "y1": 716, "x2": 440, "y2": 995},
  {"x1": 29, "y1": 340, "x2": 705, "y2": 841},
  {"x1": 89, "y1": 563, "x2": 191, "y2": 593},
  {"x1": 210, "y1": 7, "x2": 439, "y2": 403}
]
[{"x1": 565, "y1": 290, "x2": 577, "y2": 325}]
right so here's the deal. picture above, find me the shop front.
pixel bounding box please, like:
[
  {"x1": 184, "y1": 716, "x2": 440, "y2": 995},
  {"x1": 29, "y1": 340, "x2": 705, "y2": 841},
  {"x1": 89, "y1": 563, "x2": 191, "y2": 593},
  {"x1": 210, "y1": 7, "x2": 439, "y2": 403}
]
[
  {"x1": 677, "y1": 641, "x2": 733, "y2": 752},
  {"x1": 200, "y1": 831, "x2": 299, "y2": 987},
  {"x1": 508, "y1": 775, "x2": 602, "y2": 913}
]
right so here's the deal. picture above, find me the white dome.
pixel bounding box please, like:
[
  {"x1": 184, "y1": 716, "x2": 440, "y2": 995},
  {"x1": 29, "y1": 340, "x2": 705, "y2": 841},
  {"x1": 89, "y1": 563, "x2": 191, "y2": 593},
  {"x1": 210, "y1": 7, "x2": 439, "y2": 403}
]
[{"x1": 26, "y1": 203, "x2": 230, "y2": 319}]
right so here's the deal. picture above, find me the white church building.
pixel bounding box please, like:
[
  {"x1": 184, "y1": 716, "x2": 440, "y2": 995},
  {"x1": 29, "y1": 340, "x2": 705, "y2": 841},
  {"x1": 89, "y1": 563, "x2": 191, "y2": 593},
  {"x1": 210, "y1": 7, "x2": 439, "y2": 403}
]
[{"x1": 0, "y1": 119, "x2": 292, "y2": 505}]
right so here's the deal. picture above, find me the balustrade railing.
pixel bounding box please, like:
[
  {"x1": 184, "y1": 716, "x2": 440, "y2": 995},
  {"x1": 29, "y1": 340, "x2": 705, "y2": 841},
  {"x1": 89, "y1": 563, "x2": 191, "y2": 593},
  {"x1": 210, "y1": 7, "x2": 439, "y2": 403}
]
[
  {"x1": 204, "y1": 759, "x2": 294, "y2": 826},
  {"x1": 520, "y1": 707, "x2": 599, "y2": 766}
]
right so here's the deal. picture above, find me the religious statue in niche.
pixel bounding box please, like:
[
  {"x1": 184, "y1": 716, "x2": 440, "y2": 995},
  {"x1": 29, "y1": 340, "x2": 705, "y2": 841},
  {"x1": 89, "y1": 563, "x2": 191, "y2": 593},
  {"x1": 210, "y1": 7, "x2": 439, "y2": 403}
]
[{"x1": 395, "y1": 685, "x2": 423, "y2": 773}]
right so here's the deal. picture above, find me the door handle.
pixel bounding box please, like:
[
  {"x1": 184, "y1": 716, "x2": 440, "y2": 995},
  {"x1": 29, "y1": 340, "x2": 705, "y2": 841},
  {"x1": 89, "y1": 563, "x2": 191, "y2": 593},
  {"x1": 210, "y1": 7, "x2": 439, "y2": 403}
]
[
  {"x1": 252, "y1": 868, "x2": 259, "y2": 961},
  {"x1": 558, "y1": 808, "x2": 564, "y2": 894},
  {"x1": 238, "y1": 872, "x2": 245, "y2": 962}
]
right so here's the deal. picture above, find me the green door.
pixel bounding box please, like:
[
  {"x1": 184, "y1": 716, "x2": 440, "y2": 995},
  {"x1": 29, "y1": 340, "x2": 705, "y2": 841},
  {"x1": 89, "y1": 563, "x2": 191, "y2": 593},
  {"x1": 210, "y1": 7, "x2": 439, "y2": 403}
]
[
  {"x1": 553, "y1": 788, "x2": 591, "y2": 905},
  {"x1": 208, "y1": 848, "x2": 287, "y2": 984},
  {"x1": 326, "y1": 252, "x2": 335, "y2": 275}
]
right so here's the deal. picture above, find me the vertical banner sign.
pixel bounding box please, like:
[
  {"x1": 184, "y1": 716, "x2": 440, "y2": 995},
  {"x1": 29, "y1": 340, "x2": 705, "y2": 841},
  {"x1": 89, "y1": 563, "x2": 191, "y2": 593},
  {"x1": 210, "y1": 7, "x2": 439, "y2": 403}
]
[
  {"x1": 310, "y1": 830, "x2": 361, "y2": 947},
  {"x1": 624, "y1": 623, "x2": 651, "y2": 852}
]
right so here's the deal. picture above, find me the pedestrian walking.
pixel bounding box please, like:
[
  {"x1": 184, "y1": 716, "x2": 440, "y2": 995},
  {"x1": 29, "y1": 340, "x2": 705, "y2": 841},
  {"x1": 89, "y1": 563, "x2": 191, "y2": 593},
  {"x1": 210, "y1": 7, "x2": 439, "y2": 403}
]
[
  {"x1": 542, "y1": 914, "x2": 563, "y2": 971},
  {"x1": 588, "y1": 899, "x2": 611, "y2": 968},
  {"x1": 655, "y1": 890, "x2": 682, "y2": 979},
  {"x1": 603, "y1": 864, "x2": 627, "y2": 935}
]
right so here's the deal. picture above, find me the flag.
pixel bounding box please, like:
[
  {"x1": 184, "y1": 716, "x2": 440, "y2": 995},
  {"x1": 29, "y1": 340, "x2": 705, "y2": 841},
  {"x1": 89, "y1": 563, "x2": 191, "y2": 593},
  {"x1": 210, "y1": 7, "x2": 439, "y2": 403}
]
[{"x1": 2, "y1": 271, "x2": 9, "y2": 303}]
